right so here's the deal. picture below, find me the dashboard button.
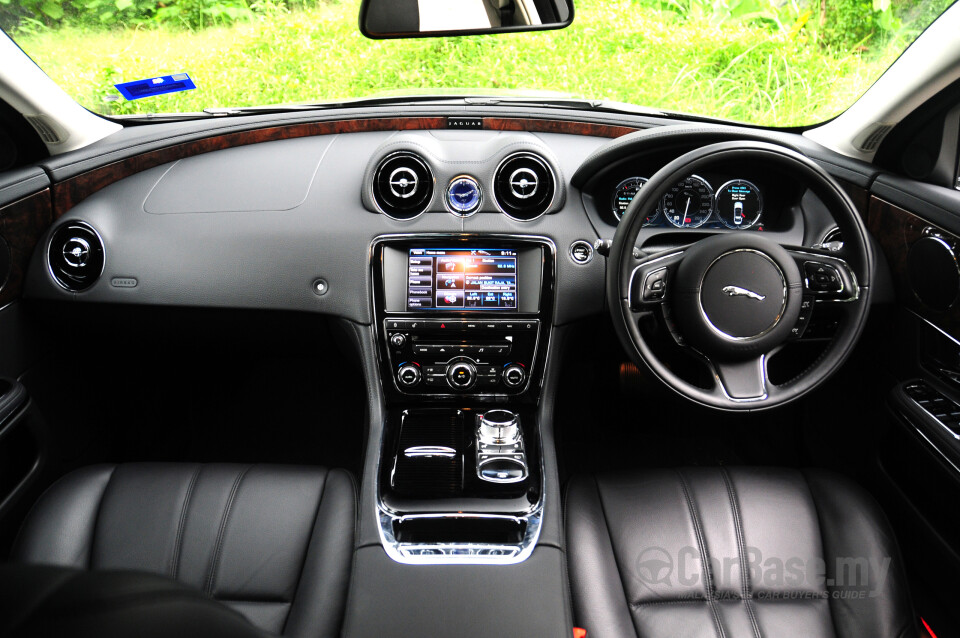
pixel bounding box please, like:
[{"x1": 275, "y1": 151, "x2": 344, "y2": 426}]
[{"x1": 570, "y1": 240, "x2": 594, "y2": 264}]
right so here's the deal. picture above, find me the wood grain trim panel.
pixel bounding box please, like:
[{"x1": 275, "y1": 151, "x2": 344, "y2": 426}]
[
  {"x1": 0, "y1": 189, "x2": 53, "y2": 307},
  {"x1": 51, "y1": 116, "x2": 639, "y2": 217},
  {"x1": 837, "y1": 180, "x2": 869, "y2": 218},
  {"x1": 867, "y1": 195, "x2": 960, "y2": 337},
  {"x1": 482, "y1": 117, "x2": 639, "y2": 138}
]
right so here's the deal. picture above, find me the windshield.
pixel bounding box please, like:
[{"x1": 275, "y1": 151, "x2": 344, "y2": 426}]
[{"x1": 1, "y1": 0, "x2": 955, "y2": 126}]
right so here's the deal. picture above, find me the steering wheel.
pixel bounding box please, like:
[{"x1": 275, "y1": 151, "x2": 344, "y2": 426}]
[{"x1": 606, "y1": 141, "x2": 874, "y2": 411}]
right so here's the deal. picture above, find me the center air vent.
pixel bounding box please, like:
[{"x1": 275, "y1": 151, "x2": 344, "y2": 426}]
[
  {"x1": 48, "y1": 221, "x2": 104, "y2": 292},
  {"x1": 373, "y1": 152, "x2": 434, "y2": 219},
  {"x1": 493, "y1": 152, "x2": 556, "y2": 221}
]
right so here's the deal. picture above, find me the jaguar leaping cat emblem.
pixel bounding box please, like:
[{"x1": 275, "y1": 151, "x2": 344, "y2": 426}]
[{"x1": 722, "y1": 285, "x2": 765, "y2": 301}]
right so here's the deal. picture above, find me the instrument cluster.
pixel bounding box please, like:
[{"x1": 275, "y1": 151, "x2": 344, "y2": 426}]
[{"x1": 611, "y1": 174, "x2": 765, "y2": 230}]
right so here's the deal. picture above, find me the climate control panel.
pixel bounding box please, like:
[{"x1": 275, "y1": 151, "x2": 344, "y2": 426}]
[{"x1": 383, "y1": 318, "x2": 539, "y2": 395}]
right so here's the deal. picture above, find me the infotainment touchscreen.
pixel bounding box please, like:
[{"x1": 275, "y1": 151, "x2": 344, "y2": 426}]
[{"x1": 407, "y1": 248, "x2": 518, "y2": 310}]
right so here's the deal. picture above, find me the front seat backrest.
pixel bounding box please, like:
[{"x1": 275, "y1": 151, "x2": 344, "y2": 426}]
[{"x1": 12, "y1": 463, "x2": 356, "y2": 638}]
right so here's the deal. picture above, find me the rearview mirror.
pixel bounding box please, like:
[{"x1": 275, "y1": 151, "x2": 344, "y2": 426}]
[{"x1": 360, "y1": 0, "x2": 574, "y2": 39}]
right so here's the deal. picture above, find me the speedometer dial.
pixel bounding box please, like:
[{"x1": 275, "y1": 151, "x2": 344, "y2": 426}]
[
  {"x1": 715, "y1": 179, "x2": 762, "y2": 229},
  {"x1": 661, "y1": 175, "x2": 713, "y2": 228},
  {"x1": 612, "y1": 177, "x2": 660, "y2": 226}
]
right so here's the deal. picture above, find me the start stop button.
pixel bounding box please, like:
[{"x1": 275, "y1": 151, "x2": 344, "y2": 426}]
[{"x1": 570, "y1": 240, "x2": 594, "y2": 264}]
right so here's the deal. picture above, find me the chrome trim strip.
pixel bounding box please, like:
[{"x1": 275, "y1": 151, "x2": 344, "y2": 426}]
[
  {"x1": 900, "y1": 411, "x2": 960, "y2": 476},
  {"x1": 376, "y1": 508, "x2": 543, "y2": 565},
  {"x1": 909, "y1": 308, "x2": 960, "y2": 348},
  {"x1": 403, "y1": 446, "x2": 457, "y2": 458}
]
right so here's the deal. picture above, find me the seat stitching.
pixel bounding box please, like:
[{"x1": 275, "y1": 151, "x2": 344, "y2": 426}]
[
  {"x1": 171, "y1": 464, "x2": 202, "y2": 580},
  {"x1": 800, "y1": 469, "x2": 841, "y2": 638},
  {"x1": 87, "y1": 465, "x2": 118, "y2": 569},
  {"x1": 676, "y1": 469, "x2": 726, "y2": 638},
  {"x1": 592, "y1": 475, "x2": 644, "y2": 638},
  {"x1": 279, "y1": 467, "x2": 329, "y2": 635},
  {"x1": 631, "y1": 591, "x2": 830, "y2": 607},
  {"x1": 205, "y1": 464, "x2": 252, "y2": 597},
  {"x1": 720, "y1": 467, "x2": 762, "y2": 638}
]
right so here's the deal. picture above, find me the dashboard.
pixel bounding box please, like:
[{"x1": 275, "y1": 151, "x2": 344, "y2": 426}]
[{"x1": 23, "y1": 119, "x2": 845, "y2": 331}]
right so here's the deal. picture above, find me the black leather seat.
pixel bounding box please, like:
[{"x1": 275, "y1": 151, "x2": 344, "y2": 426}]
[
  {"x1": 12, "y1": 463, "x2": 356, "y2": 638},
  {"x1": 565, "y1": 467, "x2": 918, "y2": 638},
  {"x1": 0, "y1": 564, "x2": 270, "y2": 638}
]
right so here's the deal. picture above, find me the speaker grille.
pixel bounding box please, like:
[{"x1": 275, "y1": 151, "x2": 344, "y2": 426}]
[{"x1": 48, "y1": 221, "x2": 104, "y2": 292}]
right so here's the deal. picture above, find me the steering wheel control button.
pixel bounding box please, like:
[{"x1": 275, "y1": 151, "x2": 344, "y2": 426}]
[
  {"x1": 312, "y1": 278, "x2": 329, "y2": 296},
  {"x1": 699, "y1": 250, "x2": 787, "y2": 340},
  {"x1": 397, "y1": 363, "x2": 422, "y2": 388},
  {"x1": 570, "y1": 240, "x2": 594, "y2": 264},
  {"x1": 803, "y1": 262, "x2": 843, "y2": 293},
  {"x1": 642, "y1": 268, "x2": 668, "y2": 302},
  {"x1": 790, "y1": 296, "x2": 815, "y2": 339}
]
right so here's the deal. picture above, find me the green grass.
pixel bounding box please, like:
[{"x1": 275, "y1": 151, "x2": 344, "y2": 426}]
[{"x1": 13, "y1": 0, "x2": 913, "y2": 126}]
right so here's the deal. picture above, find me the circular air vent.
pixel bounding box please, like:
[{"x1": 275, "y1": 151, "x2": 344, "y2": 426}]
[
  {"x1": 48, "y1": 221, "x2": 104, "y2": 292},
  {"x1": 372, "y1": 152, "x2": 434, "y2": 220},
  {"x1": 493, "y1": 152, "x2": 556, "y2": 221}
]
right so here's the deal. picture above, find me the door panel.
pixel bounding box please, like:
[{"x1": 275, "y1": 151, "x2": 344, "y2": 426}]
[{"x1": 867, "y1": 185, "x2": 960, "y2": 635}]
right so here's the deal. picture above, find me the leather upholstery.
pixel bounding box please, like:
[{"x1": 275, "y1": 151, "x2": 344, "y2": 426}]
[
  {"x1": 13, "y1": 463, "x2": 356, "y2": 638},
  {"x1": 0, "y1": 564, "x2": 268, "y2": 638},
  {"x1": 565, "y1": 467, "x2": 918, "y2": 638}
]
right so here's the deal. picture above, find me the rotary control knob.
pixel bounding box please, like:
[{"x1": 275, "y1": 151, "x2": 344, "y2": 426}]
[
  {"x1": 446, "y1": 361, "x2": 477, "y2": 390},
  {"x1": 479, "y1": 409, "x2": 520, "y2": 445},
  {"x1": 397, "y1": 363, "x2": 421, "y2": 387},
  {"x1": 389, "y1": 333, "x2": 406, "y2": 349},
  {"x1": 503, "y1": 364, "x2": 526, "y2": 388}
]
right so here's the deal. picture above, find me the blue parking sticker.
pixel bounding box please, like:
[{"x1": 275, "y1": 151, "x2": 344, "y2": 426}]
[{"x1": 114, "y1": 73, "x2": 196, "y2": 100}]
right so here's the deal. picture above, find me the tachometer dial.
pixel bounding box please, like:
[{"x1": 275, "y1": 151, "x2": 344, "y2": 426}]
[
  {"x1": 714, "y1": 179, "x2": 762, "y2": 229},
  {"x1": 662, "y1": 175, "x2": 713, "y2": 228},
  {"x1": 612, "y1": 177, "x2": 659, "y2": 225}
]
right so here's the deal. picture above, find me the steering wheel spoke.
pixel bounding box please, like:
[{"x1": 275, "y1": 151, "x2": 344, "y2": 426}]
[
  {"x1": 702, "y1": 350, "x2": 781, "y2": 403},
  {"x1": 627, "y1": 250, "x2": 685, "y2": 310},
  {"x1": 786, "y1": 247, "x2": 861, "y2": 303}
]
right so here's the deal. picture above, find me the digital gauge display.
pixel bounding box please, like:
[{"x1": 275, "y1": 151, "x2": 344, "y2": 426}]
[
  {"x1": 714, "y1": 179, "x2": 762, "y2": 229},
  {"x1": 661, "y1": 175, "x2": 714, "y2": 228},
  {"x1": 612, "y1": 177, "x2": 659, "y2": 226}
]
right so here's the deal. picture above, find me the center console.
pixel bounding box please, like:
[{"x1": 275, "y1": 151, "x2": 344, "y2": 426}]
[{"x1": 371, "y1": 235, "x2": 555, "y2": 564}]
